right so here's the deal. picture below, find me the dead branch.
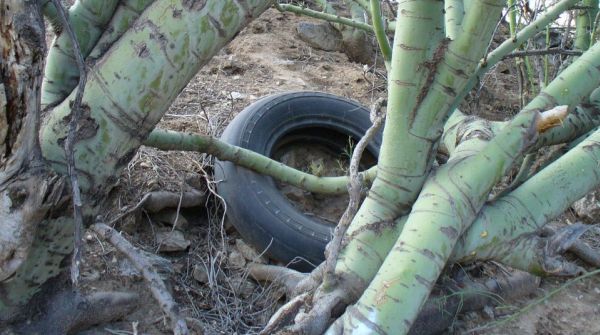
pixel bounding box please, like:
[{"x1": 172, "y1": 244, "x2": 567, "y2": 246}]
[
  {"x1": 49, "y1": 0, "x2": 88, "y2": 286},
  {"x1": 502, "y1": 47, "x2": 582, "y2": 59},
  {"x1": 91, "y1": 222, "x2": 191, "y2": 335},
  {"x1": 324, "y1": 97, "x2": 386, "y2": 283}
]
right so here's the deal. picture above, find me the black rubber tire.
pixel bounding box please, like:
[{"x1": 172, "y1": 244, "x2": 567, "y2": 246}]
[{"x1": 214, "y1": 91, "x2": 382, "y2": 270}]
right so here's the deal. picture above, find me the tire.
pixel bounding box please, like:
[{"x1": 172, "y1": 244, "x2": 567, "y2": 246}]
[{"x1": 214, "y1": 91, "x2": 382, "y2": 270}]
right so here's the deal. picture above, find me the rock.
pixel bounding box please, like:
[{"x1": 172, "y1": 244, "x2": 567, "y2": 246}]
[
  {"x1": 156, "y1": 230, "x2": 190, "y2": 252},
  {"x1": 296, "y1": 22, "x2": 343, "y2": 52},
  {"x1": 230, "y1": 277, "x2": 256, "y2": 299},
  {"x1": 230, "y1": 91, "x2": 247, "y2": 100},
  {"x1": 151, "y1": 209, "x2": 189, "y2": 228},
  {"x1": 573, "y1": 189, "x2": 600, "y2": 223},
  {"x1": 192, "y1": 264, "x2": 209, "y2": 284},
  {"x1": 235, "y1": 239, "x2": 267, "y2": 264},
  {"x1": 228, "y1": 250, "x2": 246, "y2": 269}
]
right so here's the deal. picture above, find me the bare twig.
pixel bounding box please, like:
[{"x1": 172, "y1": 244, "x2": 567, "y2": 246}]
[
  {"x1": 384, "y1": 0, "x2": 397, "y2": 19},
  {"x1": 91, "y1": 222, "x2": 190, "y2": 335},
  {"x1": 502, "y1": 47, "x2": 582, "y2": 59},
  {"x1": 323, "y1": 97, "x2": 386, "y2": 284},
  {"x1": 49, "y1": 0, "x2": 87, "y2": 286}
]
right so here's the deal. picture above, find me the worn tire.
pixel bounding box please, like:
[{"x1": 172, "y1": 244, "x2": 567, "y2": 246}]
[{"x1": 214, "y1": 91, "x2": 382, "y2": 270}]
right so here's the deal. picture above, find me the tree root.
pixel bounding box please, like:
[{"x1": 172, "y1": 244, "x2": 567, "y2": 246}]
[
  {"x1": 542, "y1": 224, "x2": 600, "y2": 267},
  {"x1": 409, "y1": 271, "x2": 539, "y2": 335},
  {"x1": 142, "y1": 190, "x2": 206, "y2": 213},
  {"x1": 91, "y1": 223, "x2": 190, "y2": 335},
  {"x1": 259, "y1": 266, "x2": 540, "y2": 335},
  {"x1": 541, "y1": 223, "x2": 590, "y2": 275},
  {"x1": 108, "y1": 189, "x2": 206, "y2": 225},
  {"x1": 248, "y1": 263, "x2": 307, "y2": 296},
  {"x1": 7, "y1": 290, "x2": 138, "y2": 335}
]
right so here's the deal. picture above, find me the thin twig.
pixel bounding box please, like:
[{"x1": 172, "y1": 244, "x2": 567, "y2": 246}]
[
  {"x1": 323, "y1": 97, "x2": 386, "y2": 283},
  {"x1": 502, "y1": 47, "x2": 582, "y2": 59},
  {"x1": 50, "y1": 0, "x2": 87, "y2": 286},
  {"x1": 385, "y1": 0, "x2": 397, "y2": 18},
  {"x1": 91, "y1": 223, "x2": 190, "y2": 335}
]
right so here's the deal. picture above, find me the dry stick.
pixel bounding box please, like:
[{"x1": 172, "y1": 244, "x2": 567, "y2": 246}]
[
  {"x1": 502, "y1": 47, "x2": 582, "y2": 59},
  {"x1": 91, "y1": 223, "x2": 190, "y2": 335},
  {"x1": 108, "y1": 190, "x2": 206, "y2": 225},
  {"x1": 541, "y1": 225, "x2": 600, "y2": 267},
  {"x1": 323, "y1": 97, "x2": 386, "y2": 283},
  {"x1": 384, "y1": 0, "x2": 397, "y2": 18},
  {"x1": 50, "y1": 0, "x2": 87, "y2": 286}
]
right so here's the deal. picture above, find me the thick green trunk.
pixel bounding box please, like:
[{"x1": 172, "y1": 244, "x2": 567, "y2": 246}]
[
  {"x1": 326, "y1": 0, "x2": 446, "y2": 295},
  {"x1": 41, "y1": 0, "x2": 272, "y2": 193},
  {"x1": 41, "y1": 0, "x2": 120, "y2": 107},
  {"x1": 1, "y1": 0, "x2": 272, "y2": 318}
]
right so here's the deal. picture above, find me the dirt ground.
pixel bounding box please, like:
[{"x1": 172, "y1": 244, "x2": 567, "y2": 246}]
[{"x1": 49, "y1": 7, "x2": 600, "y2": 335}]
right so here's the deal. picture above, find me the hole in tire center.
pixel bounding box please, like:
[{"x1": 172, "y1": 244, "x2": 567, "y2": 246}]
[{"x1": 271, "y1": 127, "x2": 377, "y2": 225}]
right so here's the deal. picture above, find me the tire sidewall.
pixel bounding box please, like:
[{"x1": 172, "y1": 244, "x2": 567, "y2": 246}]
[{"x1": 215, "y1": 91, "x2": 381, "y2": 269}]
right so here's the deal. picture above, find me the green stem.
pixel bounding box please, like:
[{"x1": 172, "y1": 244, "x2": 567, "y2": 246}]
[
  {"x1": 144, "y1": 129, "x2": 376, "y2": 195},
  {"x1": 575, "y1": 0, "x2": 599, "y2": 51},
  {"x1": 276, "y1": 3, "x2": 374, "y2": 32},
  {"x1": 445, "y1": 0, "x2": 464, "y2": 40},
  {"x1": 370, "y1": 0, "x2": 391, "y2": 67},
  {"x1": 329, "y1": 0, "x2": 446, "y2": 296},
  {"x1": 452, "y1": 41, "x2": 600, "y2": 265},
  {"x1": 451, "y1": 0, "x2": 581, "y2": 111}
]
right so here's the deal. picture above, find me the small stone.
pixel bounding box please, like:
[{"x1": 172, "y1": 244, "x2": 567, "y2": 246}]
[
  {"x1": 228, "y1": 250, "x2": 246, "y2": 269},
  {"x1": 151, "y1": 209, "x2": 189, "y2": 229},
  {"x1": 572, "y1": 189, "x2": 600, "y2": 223},
  {"x1": 192, "y1": 264, "x2": 209, "y2": 284},
  {"x1": 156, "y1": 230, "x2": 190, "y2": 252},
  {"x1": 230, "y1": 277, "x2": 256, "y2": 298},
  {"x1": 235, "y1": 239, "x2": 267, "y2": 264},
  {"x1": 85, "y1": 233, "x2": 94, "y2": 241},
  {"x1": 229, "y1": 91, "x2": 247, "y2": 100}
]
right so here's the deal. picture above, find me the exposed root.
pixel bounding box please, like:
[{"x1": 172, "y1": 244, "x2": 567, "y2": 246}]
[
  {"x1": 542, "y1": 224, "x2": 600, "y2": 267},
  {"x1": 248, "y1": 263, "x2": 306, "y2": 296},
  {"x1": 542, "y1": 223, "x2": 590, "y2": 275},
  {"x1": 109, "y1": 189, "x2": 206, "y2": 225},
  {"x1": 10, "y1": 290, "x2": 138, "y2": 335},
  {"x1": 292, "y1": 262, "x2": 325, "y2": 296},
  {"x1": 410, "y1": 271, "x2": 539, "y2": 335},
  {"x1": 262, "y1": 284, "x2": 349, "y2": 335},
  {"x1": 91, "y1": 222, "x2": 190, "y2": 335},
  {"x1": 260, "y1": 293, "x2": 309, "y2": 335},
  {"x1": 142, "y1": 189, "x2": 206, "y2": 213}
]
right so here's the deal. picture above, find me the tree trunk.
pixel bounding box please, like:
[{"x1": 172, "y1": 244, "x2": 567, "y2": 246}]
[{"x1": 0, "y1": 0, "x2": 272, "y2": 321}]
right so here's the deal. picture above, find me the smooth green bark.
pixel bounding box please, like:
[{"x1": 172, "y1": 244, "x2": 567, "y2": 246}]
[
  {"x1": 575, "y1": 0, "x2": 599, "y2": 51},
  {"x1": 145, "y1": 129, "x2": 376, "y2": 194},
  {"x1": 41, "y1": 0, "x2": 120, "y2": 107},
  {"x1": 445, "y1": 0, "x2": 464, "y2": 40},
  {"x1": 41, "y1": 0, "x2": 272, "y2": 192},
  {"x1": 329, "y1": 0, "x2": 446, "y2": 295},
  {"x1": 2, "y1": 0, "x2": 272, "y2": 317}
]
